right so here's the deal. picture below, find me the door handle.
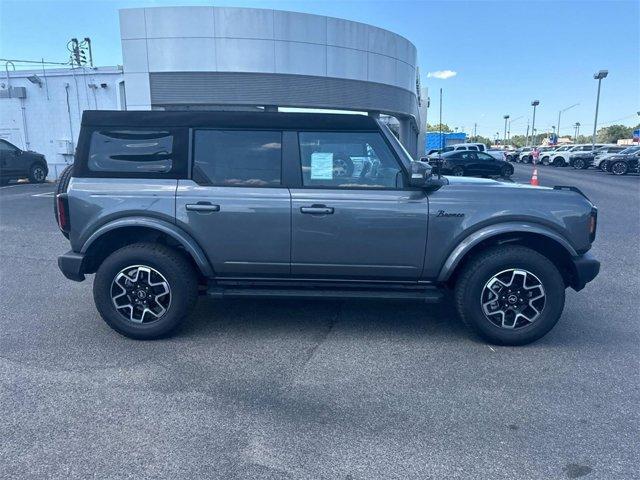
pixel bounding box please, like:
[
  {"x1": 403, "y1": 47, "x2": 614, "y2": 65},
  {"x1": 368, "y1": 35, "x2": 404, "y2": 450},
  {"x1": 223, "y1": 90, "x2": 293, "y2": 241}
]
[
  {"x1": 186, "y1": 202, "x2": 220, "y2": 213},
  {"x1": 300, "y1": 205, "x2": 334, "y2": 215}
]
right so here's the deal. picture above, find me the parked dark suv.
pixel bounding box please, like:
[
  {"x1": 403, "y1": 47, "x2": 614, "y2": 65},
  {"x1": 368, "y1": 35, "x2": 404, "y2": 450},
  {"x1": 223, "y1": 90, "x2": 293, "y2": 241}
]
[
  {"x1": 0, "y1": 139, "x2": 48, "y2": 184},
  {"x1": 56, "y1": 111, "x2": 600, "y2": 345}
]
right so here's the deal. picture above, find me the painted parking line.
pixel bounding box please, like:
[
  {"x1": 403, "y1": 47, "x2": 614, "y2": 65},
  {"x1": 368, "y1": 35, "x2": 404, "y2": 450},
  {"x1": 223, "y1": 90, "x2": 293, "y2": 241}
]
[{"x1": 32, "y1": 192, "x2": 55, "y2": 197}]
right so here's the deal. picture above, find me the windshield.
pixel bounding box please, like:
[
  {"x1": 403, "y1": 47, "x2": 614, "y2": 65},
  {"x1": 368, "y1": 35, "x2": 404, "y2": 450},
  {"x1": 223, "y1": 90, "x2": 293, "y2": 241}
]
[{"x1": 619, "y1": 146, "x2": 640, "y2": 154}]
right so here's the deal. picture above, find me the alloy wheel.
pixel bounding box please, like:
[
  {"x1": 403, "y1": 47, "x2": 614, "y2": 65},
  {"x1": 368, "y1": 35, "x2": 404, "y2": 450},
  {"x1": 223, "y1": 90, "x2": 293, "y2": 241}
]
[
  {"x1": 32, "y1": 167, "x2": 46, "y2": 182},
  {"x1": 111, "y1": 265, "x2": 171, "y2": 323},
  {"x1": 611, "y1": 161, "x2": 628, "y2": 175},
  {"x1": 480, "y1": 269, "x2": 546, "y2": 329}
]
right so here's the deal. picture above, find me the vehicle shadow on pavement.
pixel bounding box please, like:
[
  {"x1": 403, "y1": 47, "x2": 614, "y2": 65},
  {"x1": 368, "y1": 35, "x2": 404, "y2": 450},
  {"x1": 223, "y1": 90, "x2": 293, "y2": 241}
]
[{"x1": 178, "y1": 296, "x2": 471, "y2": 343}]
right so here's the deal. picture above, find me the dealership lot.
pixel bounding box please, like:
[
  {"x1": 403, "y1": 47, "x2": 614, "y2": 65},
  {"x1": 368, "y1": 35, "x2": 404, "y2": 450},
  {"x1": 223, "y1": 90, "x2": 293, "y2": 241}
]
[{"x1": 0, "y1": 164, "x2": 638, "y2": 479}]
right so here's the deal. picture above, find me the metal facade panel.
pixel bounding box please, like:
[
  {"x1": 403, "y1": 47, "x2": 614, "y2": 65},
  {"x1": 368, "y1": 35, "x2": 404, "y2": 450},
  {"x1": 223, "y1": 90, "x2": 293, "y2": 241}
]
[{"x1": 149, "y1": 72, "x2": 418, "y2": 121}]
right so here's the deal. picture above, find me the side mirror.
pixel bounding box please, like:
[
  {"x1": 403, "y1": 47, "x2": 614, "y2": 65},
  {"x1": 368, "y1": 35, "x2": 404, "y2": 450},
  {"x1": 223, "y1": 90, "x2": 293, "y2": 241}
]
[
  {"x1": 409, "y1": 161, "x2": 447, "y2": 190},
  {"x1": 410, "y1": 161, "x2": 432, "y2": 187}
]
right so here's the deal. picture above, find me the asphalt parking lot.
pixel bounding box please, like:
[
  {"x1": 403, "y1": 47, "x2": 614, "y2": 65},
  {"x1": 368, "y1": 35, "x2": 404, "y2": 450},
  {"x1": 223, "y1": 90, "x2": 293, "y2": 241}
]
[{"x1": 0, "y1": 164, "x2": 638, "y2": 479}]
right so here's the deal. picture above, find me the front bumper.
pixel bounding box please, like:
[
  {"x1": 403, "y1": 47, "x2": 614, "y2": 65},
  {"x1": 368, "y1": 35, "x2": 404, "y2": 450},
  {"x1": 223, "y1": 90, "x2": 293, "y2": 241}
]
[
  {"x1": 571, "y1": 252, "x2": 600, "y2": 291},
  {"x1": 58, "y1": 250, "x2": 86, "y2": 282}
]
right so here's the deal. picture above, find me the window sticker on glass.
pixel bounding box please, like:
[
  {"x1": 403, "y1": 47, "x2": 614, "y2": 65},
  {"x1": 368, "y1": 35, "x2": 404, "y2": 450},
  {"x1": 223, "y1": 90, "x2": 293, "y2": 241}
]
[{"x1": 310, "y1": 152, "x2": 334, "y2": 180}]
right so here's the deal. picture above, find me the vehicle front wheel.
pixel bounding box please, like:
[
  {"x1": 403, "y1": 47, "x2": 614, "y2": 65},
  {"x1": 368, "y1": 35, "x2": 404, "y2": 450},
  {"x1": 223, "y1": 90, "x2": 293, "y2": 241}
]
[
  {"x1": 573, "y1": 159, "x2": 586, "y2": 169},
  {"x1": 610, "y1": 161, "x2": 628, "y2": 176},
  {"x1": 541, "y1": 156, "x2": 550, "y2": 166},
  {"x1": 28, "y1": 163, "x2": 47, "y2": 183},
  {"x1": 452, "y1": 166, "x2": 465, "y2": 176},
  {"x1": 500, "y1": 165, "x2": 514, "y2": 178},
  {"x1": 454, "y1": 245, "x2": 565, "y2": 345},
  {"x1": 93, "y1": 243, "x2": 198, "y2": 339}
]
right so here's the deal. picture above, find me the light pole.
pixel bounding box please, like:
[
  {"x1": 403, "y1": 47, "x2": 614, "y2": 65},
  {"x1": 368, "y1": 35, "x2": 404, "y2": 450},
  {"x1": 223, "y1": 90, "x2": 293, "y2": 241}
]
[
  {"x1": 508, "y1": 115, "x2": 523, "y2": 142},
  {"x1": 574, "y1": 122, "x2": 580, "y2": 142},
  {"x1": 503, "y1": 115, "x2": 509, "y2": 146},
  {"x1": 591, "y1": 70, "x2": 608, "y2": 148},
  {"x1": 530, "y1": 100, "x2": 540, "y2": 146},
  {"x1": 557, "y1": 103, "x2": 579, "y2": 142},
  {"x1": 551, "y1": 125, "x2": 556, "y2": 144}
]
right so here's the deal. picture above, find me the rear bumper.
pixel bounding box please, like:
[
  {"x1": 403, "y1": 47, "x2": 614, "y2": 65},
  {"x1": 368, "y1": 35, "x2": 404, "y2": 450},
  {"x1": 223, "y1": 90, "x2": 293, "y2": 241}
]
[
  {"x1": 58, "y1": 250, "x2": 86, "y2": 282},
  {"x1": 571, "y1": 252, "x2": 600, "y2": 291}
]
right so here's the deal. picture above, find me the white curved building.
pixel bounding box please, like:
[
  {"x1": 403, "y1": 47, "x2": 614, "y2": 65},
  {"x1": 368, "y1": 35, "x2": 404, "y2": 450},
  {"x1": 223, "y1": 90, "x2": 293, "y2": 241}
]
[{"x1": 119, "y1": 6, "x2": 421, "y2": 156}]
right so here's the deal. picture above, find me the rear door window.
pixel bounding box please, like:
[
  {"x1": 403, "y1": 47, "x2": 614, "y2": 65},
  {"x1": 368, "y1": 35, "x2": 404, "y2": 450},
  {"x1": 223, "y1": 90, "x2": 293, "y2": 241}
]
[
  {"x1": 193, "y1": 130, "x2": 282, "y2": 187},
  {"x1": 86, "y1": 128, "x2": 187, "y2": 177}
]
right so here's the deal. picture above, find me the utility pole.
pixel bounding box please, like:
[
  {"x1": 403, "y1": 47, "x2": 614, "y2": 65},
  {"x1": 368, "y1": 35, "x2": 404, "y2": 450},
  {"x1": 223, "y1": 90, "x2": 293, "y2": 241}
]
[
  {"x1": 530, "y1": 100, "x2": 540, "y2": 146},
  {"x1": 473, "y1": 123, "x2": 477, "y2": 141},
  {"x1": 574, "y1": 122, "x2": 580, "y2": 142},
  {"x1": 525, "y1": 119, "x2": 530, "y2": 146},
  {"x1": 503, "y1": 115, "x2": 509, "y2": 146},
  {"x1": 592, "y1": 70, "x2": 608, "y2": 148}
]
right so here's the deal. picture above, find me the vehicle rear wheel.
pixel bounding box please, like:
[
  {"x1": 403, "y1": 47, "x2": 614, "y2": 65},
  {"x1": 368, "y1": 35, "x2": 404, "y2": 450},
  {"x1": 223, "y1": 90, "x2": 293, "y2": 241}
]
[
  {"x1": 610, "y1": 161, "x2": 628, "y2": 176},
  {"x1": 541, "y1": 156, "x2": 550, "y2": 166},
  {"x1": 500, "y1": 165, "x2": 514, "y2": 178},
  {"x1": 553, "y1": 157, "x2": 564, "y2": 167},
  {"x1": 28, "y1": 163, "x2": 47, "y2": 183},
  {"x1": 573, "y1": 159, "x2": 586, "y2": 169},
  {"x1": 93, "y1": 243, "x2": 198, "y2": 339},
  {"x1": 454, "y1": 245, "x2": 565, "y2": 345},
  {"x1": 452, "y1": 166, "x2": 464, "y2": 176}
]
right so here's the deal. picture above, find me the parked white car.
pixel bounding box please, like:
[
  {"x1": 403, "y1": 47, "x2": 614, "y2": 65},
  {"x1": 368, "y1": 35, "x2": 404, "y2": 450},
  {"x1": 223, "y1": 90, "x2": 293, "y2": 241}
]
[
  {"x1": 541, "y1": 145, "x2": 573, "y2": 165},
  {"x1": 486, "y1": 149, "x2": 507, "y2": 161},
  {"x1": 426, "y1": 142, "x2": 488, "y2": 159},
  {"x1": 550, "y1": 144, "x2": 604, "y2": 167}
]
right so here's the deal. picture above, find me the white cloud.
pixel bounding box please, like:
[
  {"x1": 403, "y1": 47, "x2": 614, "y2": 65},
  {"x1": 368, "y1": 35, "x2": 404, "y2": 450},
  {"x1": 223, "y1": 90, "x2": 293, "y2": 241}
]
[{"x1": 427, "y1": 70, "x2": 457, "y2": 80}]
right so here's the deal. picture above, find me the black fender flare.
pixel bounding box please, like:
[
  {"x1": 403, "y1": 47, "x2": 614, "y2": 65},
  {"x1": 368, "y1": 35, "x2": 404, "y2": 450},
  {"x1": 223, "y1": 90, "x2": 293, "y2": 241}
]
[{"x1": 80, "y1": 216, "x2": 214, "y2": 277}]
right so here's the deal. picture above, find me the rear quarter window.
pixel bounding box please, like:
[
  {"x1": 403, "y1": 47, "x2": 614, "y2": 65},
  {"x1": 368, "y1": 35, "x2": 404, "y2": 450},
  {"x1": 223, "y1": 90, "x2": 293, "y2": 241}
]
[{"x1": 77, "y1": 127, "x2": 188, "y2": 178}]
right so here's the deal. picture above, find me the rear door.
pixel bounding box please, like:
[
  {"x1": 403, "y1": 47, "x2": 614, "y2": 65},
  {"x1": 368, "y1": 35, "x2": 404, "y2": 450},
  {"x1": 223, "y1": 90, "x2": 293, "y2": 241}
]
[
  {"x1": 476, "y1": 151, "x2": 502, "y2": 175},
  {"x1": 289, "y1": 130, "x2": 428, "y2": 280},
  {"x1": 175, "y1": 129, "x2": 291, "y2": 277}
]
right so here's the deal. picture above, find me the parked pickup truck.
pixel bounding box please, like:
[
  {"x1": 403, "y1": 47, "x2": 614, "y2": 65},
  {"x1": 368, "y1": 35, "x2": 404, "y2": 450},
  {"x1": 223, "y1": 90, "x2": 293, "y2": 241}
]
[{"x1": 55, "y1": 111, "x2": 600, "y2": 345}]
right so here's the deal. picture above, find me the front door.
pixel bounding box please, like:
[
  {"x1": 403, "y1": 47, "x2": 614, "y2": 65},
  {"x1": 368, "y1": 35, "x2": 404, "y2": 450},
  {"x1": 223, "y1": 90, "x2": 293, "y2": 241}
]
[
  {"x1": 0, "y1": 140, "x2": 20, "y2": 177},
  {"x1": 175, "y1": 129, "x2": 291, "y2": 277},
  {"x1": 290, "y1": 131, "x2": 428, "y2": 280}
]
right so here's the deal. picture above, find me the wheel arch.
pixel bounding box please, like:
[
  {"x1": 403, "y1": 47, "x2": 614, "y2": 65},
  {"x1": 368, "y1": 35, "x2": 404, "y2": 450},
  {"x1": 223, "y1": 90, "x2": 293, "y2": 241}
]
[
  {"x1": 80, "y1": 218, "x2": 214, "y2": 279},
  {"x1": 439, "y1": 224, "x2": 580, "y2": 289}
]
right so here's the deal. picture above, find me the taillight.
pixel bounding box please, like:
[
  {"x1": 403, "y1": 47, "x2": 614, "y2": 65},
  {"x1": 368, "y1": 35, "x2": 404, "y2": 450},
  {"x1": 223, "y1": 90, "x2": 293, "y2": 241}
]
[
  {"x1": 588, "y1": 207, "x2": 597, "y2": 242},
  {"x1": 56, "y1": 193, "x2": 70, "y2": 233}
]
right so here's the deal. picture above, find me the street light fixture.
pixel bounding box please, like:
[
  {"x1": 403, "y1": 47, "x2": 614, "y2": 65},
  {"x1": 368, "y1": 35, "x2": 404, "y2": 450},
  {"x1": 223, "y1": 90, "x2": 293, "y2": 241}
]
[
  {"x1": 503, "y1": 115, "x2": 509, "y2": 146},
  {"x1": 531, "y1": 100, "x2": 540, "y2": 146},
  {"x1": 591, "y1": 70, "x2": 608, "y2": 148}
]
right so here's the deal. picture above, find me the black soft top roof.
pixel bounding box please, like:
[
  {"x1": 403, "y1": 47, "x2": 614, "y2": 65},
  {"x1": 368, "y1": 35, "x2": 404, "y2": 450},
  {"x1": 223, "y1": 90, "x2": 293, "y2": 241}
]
[{"x1": 81, "y1": 110, "x2": 381, "y2": 131}]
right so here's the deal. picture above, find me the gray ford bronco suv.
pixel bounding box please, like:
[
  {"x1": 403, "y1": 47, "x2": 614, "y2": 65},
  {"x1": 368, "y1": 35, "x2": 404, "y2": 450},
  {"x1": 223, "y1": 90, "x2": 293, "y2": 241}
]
[{"x1": 56, "y1": 111, "x2": 599, "y2": 345}]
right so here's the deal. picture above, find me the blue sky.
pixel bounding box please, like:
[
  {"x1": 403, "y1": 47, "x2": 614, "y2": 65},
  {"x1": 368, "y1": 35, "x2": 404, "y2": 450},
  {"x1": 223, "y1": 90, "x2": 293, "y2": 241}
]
[{"x1": 1, "y1": 0, "x2": 638, "y2": 137}]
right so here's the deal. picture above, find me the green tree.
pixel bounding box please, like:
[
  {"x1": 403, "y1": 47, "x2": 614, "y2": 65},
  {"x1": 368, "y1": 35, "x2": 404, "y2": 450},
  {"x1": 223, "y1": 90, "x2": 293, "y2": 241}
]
[
  {"x1": 427, "y1": 123, "x2": 452, "y2": 132},
  {"x1": 596, "y1": 124, "x2": 632, "y2": 143}
]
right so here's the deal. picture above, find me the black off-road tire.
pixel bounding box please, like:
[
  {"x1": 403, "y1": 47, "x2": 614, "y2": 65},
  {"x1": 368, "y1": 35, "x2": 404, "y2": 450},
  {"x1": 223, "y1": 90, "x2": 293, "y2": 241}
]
[
  {"x1": 93, "y1": 243, "x2": 198, "y2": 340},
  {"x1": 53, "y1": 164, "x2": 74, "y2": 223},
  {"x1": 454, "y1": 245, "x2": 565, "y2": 346},
  {"x1": 28, "y1": 163, "x2": 47, "y2": 183}
]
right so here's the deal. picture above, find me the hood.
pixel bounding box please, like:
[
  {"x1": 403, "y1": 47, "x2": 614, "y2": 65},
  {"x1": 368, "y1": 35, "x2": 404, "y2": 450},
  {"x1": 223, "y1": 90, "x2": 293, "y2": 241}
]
[{"x1": 443, "y1": 175, "x2": 550, "y2": 190}]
